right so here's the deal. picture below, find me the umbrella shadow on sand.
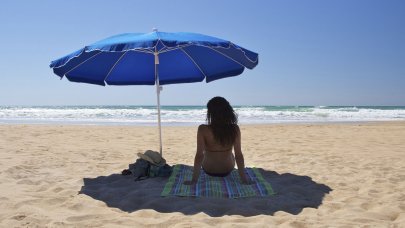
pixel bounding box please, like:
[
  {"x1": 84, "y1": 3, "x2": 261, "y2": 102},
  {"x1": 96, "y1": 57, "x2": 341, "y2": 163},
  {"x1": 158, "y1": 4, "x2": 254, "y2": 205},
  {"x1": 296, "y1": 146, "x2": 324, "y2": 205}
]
[{"x1": 79, "y1": 167, "x2": 332, "y2": 217}]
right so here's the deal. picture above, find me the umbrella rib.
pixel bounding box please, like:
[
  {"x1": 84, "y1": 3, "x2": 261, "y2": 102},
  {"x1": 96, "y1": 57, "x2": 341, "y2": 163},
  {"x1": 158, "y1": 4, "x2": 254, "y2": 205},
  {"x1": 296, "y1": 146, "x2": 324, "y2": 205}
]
[
  {"x1": 64, "y1": 52, "x2": 102, "y2": 76},
  {"x1": 158, "y1": 44, "x2": 193, "y2": 54},
  {"x1": 179, "y1": 47, "x2": 208, "y2": 78},
  {"x1": 103, "y1": 51, "x2": 128, "y2": 83},
  {"x1": 204, "y1": 46, "x2": 246, "y2": 68},
  {"x1": 52, "y1": 50, "x2": 85, "y2": 69},
  {"x1": 212, "y1": 43, "x2": 258, "y2": 64},
  {"x1": 163, "y1": 44, "x2": 254, "y2": 69},
  {"x1": 156, "y1": 39, "x2": 167, "y2": 53}
]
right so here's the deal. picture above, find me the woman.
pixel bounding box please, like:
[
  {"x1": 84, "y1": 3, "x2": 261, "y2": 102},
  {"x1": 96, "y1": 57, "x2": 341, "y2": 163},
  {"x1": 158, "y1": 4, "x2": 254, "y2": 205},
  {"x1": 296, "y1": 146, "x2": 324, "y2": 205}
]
[{"x1": 184, "y1": 97, "x2": 251, "y2": 185}]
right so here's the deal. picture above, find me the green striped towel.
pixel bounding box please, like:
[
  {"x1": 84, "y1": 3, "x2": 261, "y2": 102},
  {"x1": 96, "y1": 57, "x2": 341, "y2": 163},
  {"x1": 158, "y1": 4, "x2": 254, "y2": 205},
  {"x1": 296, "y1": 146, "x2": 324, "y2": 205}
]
[{"x1": 161, "y1": 164, "x2": 275, "y2": 198}]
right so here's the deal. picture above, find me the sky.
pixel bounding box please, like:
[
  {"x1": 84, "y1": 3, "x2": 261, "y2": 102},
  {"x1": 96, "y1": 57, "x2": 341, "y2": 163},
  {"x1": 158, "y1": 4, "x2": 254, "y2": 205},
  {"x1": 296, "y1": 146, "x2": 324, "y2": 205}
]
[{"x1": 0, "y1": 0, "x2": 404, "y2": 106}]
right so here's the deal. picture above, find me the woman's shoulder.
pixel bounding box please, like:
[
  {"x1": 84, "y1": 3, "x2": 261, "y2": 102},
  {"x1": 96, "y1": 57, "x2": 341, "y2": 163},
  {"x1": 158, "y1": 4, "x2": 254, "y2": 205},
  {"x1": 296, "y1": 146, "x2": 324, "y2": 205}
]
[
  {"x1": 198, "y1": 124, "x2": 209, "y2": 130},
  {"x1": 197, "y1": 125, "x2": 211, "y2": 136}
]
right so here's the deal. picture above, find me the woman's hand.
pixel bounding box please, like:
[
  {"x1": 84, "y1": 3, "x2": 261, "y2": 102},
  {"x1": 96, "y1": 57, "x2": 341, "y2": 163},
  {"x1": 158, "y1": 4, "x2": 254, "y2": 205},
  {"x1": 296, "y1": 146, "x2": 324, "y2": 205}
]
[{"x1": 183, "y1": 180, "x2": 197, "y2": 185}]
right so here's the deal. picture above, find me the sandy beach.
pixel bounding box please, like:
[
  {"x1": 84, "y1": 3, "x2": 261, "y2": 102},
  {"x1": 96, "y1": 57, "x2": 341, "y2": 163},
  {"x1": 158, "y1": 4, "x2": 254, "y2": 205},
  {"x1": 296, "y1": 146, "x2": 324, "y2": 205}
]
[{"x1": 0, "y1": 122, "x2": 404, "y2": 227}]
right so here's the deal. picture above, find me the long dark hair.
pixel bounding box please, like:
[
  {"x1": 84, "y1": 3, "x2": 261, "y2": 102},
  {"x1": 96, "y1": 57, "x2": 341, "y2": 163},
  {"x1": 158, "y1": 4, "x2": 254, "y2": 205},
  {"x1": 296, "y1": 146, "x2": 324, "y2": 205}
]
[{"x1": 206, "y1": 97, "x2": 238, "y2": 146}]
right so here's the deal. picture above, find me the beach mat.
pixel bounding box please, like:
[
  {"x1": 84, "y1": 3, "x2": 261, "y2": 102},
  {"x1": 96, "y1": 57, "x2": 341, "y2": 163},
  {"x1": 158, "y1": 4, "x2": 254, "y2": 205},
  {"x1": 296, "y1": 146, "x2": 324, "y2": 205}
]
[{"x1": 161, "y1": 164, "x2": 275, "y2": 198}]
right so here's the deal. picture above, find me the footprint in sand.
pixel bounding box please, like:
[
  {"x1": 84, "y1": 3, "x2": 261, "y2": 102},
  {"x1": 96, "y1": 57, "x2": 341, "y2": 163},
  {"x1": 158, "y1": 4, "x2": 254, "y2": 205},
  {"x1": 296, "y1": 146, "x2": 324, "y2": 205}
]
[{"x1": 11, "y1": 214, "x2": 26, "y2": 221}]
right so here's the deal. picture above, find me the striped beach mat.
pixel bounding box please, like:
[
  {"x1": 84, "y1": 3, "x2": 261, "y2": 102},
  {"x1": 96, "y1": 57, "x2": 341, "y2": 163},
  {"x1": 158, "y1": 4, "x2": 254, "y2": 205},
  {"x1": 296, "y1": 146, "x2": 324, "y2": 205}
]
[{"x1": 161, "y1": 164, "x2": 275, "y2": 198}]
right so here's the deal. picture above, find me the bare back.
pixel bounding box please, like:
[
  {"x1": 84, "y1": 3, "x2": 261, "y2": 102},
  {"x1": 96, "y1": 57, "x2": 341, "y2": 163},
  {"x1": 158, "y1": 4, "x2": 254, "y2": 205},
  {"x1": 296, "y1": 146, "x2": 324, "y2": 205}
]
[{"x1": 198, "y1": 125, "x2": 236, "y2": 174}]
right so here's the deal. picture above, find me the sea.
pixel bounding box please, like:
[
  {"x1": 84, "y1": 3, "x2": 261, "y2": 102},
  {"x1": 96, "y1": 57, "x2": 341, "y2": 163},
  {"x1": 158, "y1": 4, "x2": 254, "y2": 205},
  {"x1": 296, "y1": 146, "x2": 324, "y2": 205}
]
[{"x1": 0, "y1": 105, "x2": 405, "y2": 126}]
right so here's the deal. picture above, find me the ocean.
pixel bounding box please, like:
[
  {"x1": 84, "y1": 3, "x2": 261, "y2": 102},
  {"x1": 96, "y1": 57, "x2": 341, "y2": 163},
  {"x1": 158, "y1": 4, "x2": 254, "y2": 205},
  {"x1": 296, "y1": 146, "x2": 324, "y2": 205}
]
[{"x1": 0, "y1": 106, "x2": 405, "y2": 126}]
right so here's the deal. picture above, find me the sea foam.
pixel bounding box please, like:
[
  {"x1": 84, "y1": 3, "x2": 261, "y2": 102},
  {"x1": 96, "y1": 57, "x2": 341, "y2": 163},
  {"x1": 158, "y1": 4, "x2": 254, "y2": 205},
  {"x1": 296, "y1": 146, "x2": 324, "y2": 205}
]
[{"x1": 0, "y1": 106, "x2": 404, "y2": 125}]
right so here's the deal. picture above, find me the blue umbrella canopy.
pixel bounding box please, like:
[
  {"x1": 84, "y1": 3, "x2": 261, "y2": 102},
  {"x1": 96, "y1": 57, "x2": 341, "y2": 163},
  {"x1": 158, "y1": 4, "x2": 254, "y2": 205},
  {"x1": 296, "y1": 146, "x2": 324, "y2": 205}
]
[
  {"x1": 50, "y1": 30, "x2": 259, "y2": 155},
  {"x1": 50, "y1": 31, "x2": 258, "y2": 85}
]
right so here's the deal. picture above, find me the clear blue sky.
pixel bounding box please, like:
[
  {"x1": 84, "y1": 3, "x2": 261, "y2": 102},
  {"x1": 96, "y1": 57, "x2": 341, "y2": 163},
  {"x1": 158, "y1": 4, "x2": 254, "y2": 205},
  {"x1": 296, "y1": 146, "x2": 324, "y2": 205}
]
[{"x1": 0, "y1": 0, "x2": 404, "y2": 106}]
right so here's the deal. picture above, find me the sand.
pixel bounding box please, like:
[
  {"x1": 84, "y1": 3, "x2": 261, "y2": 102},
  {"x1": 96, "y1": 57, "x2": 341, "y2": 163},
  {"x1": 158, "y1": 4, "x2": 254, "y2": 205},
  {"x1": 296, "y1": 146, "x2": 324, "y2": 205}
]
[{"x1": 0, "y1": 122, "x2": 404, "y2": 227}]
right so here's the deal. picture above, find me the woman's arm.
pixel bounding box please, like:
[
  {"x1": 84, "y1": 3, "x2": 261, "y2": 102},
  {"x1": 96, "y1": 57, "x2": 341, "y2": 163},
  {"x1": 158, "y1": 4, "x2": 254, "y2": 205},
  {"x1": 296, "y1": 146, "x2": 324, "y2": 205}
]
[
  {"x1": 184, "y1": 125, "x2": 205, "y2": 185},
  {"x1": 234, "y1": 126, "x2": 250, "y2": 184}
]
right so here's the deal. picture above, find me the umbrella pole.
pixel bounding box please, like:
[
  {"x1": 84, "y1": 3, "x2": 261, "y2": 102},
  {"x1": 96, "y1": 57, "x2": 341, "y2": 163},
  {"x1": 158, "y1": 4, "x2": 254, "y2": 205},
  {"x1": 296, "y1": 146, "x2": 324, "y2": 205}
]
[{"x1": 154, "y1": 52, "x2": 163, "y2": 156}]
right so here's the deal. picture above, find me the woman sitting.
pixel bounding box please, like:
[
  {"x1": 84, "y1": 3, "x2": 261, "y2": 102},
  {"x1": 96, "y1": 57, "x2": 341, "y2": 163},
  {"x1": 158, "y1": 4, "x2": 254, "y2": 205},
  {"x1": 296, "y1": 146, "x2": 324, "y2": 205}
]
[{"x1": 184, "y1": 97, "x2": 251, "y2": 185}]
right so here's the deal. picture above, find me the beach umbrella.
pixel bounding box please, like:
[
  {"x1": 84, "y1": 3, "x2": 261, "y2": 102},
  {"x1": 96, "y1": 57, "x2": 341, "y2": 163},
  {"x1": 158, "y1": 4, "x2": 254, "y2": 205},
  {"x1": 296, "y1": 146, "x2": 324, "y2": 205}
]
[{"x1": 49, "y1": 29, "x2": 259, "y2": 155}]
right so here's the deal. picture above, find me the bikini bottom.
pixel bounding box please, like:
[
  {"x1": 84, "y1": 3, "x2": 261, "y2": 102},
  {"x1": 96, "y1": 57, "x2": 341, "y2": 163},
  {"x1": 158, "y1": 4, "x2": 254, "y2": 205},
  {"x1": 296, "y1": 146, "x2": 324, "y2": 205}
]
[{"x1": 202, "y1": 167, "x2": 232, "y2": 177}]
